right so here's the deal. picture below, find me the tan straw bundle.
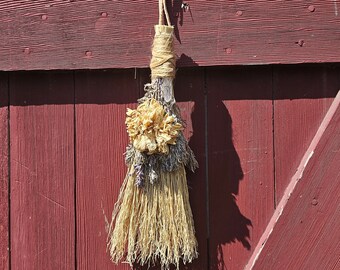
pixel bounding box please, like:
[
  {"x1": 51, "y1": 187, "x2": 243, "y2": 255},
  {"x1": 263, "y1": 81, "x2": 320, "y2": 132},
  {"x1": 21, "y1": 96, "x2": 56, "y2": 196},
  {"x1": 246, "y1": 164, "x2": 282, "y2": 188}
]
[{"x1": 107, "y1": 1, "x2": 198, "y2": 269}]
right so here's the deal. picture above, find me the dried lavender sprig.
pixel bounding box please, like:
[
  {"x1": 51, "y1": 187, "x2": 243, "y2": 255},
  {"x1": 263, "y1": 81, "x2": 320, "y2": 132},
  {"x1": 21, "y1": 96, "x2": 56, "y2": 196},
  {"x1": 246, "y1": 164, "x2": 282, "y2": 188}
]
[
  {"x1": 134, "y1": 163, "x2": 145, "y2": 188},
  {"x1": 124, "y1": 144, "x2": 135, "y2": 165}
]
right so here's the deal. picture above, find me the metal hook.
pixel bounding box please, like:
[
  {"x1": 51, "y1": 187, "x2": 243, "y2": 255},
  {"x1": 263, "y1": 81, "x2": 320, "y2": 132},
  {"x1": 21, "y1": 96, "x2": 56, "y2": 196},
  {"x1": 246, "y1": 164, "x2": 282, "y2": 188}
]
[{"x1": 181, "y1": 2, "x2": 190, "y2": 12}]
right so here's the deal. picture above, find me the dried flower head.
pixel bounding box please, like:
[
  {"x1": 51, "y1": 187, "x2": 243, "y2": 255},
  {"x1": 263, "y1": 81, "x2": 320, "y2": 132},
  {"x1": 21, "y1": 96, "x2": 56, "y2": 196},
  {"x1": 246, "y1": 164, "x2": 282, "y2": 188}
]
[{"x1": 126, "y1": 98, "x2": 182, "y2": 155}]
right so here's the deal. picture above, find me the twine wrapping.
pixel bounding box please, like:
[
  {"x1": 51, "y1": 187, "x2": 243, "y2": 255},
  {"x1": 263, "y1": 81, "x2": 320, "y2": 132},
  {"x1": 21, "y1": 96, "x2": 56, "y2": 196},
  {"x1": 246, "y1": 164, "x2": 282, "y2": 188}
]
[{"x1": 150, "y1": 25, "x2": 176, "y2": 80}]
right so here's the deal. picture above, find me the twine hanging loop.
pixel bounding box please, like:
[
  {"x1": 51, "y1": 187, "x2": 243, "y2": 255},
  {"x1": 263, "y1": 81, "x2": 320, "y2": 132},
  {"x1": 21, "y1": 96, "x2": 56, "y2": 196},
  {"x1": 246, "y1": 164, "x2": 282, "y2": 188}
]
[{"x1": 150, "y1": 0, "x2": 175, "y2": 80}]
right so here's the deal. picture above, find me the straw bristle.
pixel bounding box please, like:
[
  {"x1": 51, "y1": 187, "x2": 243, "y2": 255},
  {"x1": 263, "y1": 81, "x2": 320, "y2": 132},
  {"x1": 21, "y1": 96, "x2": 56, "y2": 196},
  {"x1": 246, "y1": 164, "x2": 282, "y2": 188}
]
[{"x1": 108, "y1": 163, "x2": 198, "y2": 269}]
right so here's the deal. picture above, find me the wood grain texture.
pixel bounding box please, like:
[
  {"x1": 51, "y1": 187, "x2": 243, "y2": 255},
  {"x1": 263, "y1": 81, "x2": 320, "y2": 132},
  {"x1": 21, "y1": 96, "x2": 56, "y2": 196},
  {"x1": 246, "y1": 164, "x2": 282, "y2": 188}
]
[
  {"x1": 273, "y1": 65, "x2": 340, "y2": 204},
  {"x1": 206, "y1": 66, "x2": 274, "y2": 270},
  {"x1": 10, "y1": 72, "x2": 75, "y2": 270},
  {"x1": 75, "y1": 69, "x2": 139, "y2": 270},
  {"x1": 253, "y1": 95, "x2": 340, "y2": 270},
  {"x1": 1, "y1": 1, "x2": 340, "y2": 71},
  {"x1": 4, "y1": 65, "x2": 340, "y2": 270},
  {"x1": 0, "y1": 73, "x2": 9, "y2": 270}
]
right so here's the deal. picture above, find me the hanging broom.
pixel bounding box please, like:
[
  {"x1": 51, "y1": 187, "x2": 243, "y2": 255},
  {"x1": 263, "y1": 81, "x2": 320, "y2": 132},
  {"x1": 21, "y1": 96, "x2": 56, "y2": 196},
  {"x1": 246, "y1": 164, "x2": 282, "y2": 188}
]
[{"x1": 107, "y1": 0, "x2": 198, "y2": 269}]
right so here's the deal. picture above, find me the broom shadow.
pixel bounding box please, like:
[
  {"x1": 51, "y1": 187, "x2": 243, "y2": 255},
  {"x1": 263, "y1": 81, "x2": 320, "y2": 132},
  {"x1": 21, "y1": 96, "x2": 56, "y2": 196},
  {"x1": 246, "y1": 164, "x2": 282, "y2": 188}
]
[
  {"x1": 201, "y1": 100, "x2": 252, "y2": 270},
  {"x1": 174, "y1": 56, "x2": 252, "y2": 269},
  {"x1": 166, "y1": 3, "x2": 252, "y2": 267},
  {"x1": 183, "y1": 60, "x2": 252, "y2": 269}
]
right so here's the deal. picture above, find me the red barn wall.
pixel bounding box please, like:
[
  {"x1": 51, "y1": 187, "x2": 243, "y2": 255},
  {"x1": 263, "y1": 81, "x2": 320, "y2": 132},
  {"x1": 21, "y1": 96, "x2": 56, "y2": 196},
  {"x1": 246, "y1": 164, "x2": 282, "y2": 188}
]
[
  {"x1": 1, "y1": 1, "x2": 340, "y2": 71},
  {"x1": 0, "y1": 65, "x2": 339, "y2": 270},
  {"x1": 1, "y1": 1, "x2": 340, "y2": 269}
]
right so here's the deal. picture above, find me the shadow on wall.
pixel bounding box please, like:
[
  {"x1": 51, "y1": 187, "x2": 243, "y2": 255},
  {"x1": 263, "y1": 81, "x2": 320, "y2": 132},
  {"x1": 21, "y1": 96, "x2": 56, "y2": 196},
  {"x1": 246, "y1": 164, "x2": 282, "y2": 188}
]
[
  {"x1": 3, "y1": 60, "x2": 339, "y2": 270},
  {"x1": 204, "y1": 101, "x2": 252, "y2": 270},
  {"x1": 168, "y1": 0, "x2": 184, "y2": 44},
  {"x1": 188, "y1": 71, "x2": 252, "y2": 270},
  {"x1": 177, "y1": 55, "x2": 252, "y2": 270}
]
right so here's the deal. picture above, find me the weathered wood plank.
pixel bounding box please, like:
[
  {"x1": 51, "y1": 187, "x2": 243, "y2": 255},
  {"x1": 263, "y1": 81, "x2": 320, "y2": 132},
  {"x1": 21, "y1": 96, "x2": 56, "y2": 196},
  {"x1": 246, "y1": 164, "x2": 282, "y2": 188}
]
[
  {"x1": 273, "y1": 65, "x2": 340, "y2": 204},
  {"x1": 1, "y1": 1, "x2": 340, "y2": 71},
  {"x1": 207, "y1": 66, "x2": 274, "y2": 270},
  {"x1": 0, "y1": 73, "x2": 9, "y2": 270},
  {"x1": 10, "y1": 72, "x2": 75, "y2": 270},
  {"x1": 251, "y1": 91, "x2": 340, "y2": 270},
  {"x1": 75, "y1": 69, "x2": 139, "y2": 270}
]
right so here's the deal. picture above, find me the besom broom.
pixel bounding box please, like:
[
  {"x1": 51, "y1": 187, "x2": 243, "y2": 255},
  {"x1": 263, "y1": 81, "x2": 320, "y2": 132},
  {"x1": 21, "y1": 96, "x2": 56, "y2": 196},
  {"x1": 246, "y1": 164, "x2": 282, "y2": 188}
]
[{"x1": 107, "y1": 1, "x2": 198, "y2": 268}]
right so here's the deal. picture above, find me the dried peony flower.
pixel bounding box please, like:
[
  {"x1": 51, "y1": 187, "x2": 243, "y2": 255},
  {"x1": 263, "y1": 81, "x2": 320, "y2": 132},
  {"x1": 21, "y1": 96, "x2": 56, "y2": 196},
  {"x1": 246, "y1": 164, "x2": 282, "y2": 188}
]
[{"x1": 126, "y1": 98, "x2": 182, "y2": 155}]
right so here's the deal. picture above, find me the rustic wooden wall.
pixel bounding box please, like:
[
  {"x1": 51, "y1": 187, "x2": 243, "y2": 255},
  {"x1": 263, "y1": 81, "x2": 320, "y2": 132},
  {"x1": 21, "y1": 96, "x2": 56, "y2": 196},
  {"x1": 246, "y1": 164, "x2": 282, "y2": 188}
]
[
  {"x1": 0, "y1": 73, "x2": 9, "y2": 270},
  {"x1": 207, "y1": 66, "x2": 274, "y2": 269},
  {"x1": 1, "y1": 1, "x2": 340, "y2": 71},
  {"x1": 0, "y1": 65, "x2": 339, "y2": 270},
  {"x1": 253, "y1": 88, "x2": 340, "y2": 270},
  {"x1": 273, "y1": 66, "x2": 340, "y2": 204},
  {"x1": 10, "y1": 72, "x2": 75, "y2": 269},
  {"x1": 75, "y1": 70, "x2": 140, "y2": 270}
]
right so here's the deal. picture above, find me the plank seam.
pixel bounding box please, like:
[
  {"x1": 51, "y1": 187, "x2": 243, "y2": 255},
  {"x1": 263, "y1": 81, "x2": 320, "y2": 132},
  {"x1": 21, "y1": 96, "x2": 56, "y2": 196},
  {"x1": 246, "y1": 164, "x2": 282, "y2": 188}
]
[
  {"x1": 203, "y1": 67, "x2": 210, "y2": 270},
  {"x1": 73, "y1": 71, "x2": 77, "y2": 270},
  {"x1": 271, "y1": 66, "x2": 277, "y2": 208},
  {"x1": 7, "y1": 73, "x2": 11, "y2": 270},
  {"x1": 244, "y1": 89, "x2": 340, "y2": 270}
]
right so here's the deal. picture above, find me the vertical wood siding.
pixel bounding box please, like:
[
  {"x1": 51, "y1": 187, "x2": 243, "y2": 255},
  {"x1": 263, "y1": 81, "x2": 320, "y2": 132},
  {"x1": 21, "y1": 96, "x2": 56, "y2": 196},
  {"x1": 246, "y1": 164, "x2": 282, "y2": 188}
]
[
  {"x1": 0, "y1": 65, "x2": 338, "y2": 269},
  {"x1": 0, "y1": 73, "x2": 9, "y2": 270},
  {"x1": 207, "y1": 66, "x2": 275, "y2": 270},
  {"x1": 75, "y1": 70, "x2": 140, "y2": 270},
  {"x1": 253, "y1": 93, "x2": 340, "y2": 269},
  {"x1": 9, "y1": 72, "x2": 75, "y2": 269},
  {"x1": 273, "y1": 66, "x2": 340, "y2": 204}
]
